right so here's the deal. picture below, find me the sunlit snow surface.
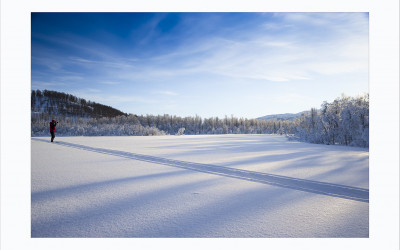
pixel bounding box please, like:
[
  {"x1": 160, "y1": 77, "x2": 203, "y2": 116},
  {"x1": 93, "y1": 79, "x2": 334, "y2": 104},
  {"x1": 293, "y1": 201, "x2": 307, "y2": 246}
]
[{"x1": 31, "y1": 134, "x2": 368, "y2": 237}]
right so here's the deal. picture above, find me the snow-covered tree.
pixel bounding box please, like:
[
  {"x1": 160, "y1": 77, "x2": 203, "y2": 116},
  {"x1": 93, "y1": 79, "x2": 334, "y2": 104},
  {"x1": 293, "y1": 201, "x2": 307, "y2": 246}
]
[
  {"x1": 176, "y1": 127, "x2": 185, "y2": 136},
  {"x1": 290, "y1": 93, "x2": 368, "y2": 147}
]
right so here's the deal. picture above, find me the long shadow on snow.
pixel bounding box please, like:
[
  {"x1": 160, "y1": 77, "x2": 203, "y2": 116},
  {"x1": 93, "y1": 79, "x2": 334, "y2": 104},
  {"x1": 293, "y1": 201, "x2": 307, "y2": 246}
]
[
  {"x1": 32, "y1": 177, "x2": 218, "y2": 237},
  {"x1": 149, "y1": 135, "x2": 368, "y2": 156},
  {"x1": 32, "y1": 138, "x2": 369, "y2": 203},
  {"x1": 32, "y1": 170, "x2": 190, "y2": 203}
]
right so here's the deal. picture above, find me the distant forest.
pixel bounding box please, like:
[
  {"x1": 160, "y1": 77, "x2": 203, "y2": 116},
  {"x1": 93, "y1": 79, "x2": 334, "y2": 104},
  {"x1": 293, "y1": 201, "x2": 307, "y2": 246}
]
[{"x1": 31, "y1": 90, "x2": 369, "y2": 147}]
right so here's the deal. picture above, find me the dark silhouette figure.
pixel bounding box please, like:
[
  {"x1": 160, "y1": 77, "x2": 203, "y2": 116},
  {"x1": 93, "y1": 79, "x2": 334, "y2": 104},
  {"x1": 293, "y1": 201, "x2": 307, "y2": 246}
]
[{"x1": 49, "y1": 119, "x2": 58, "y2": 142}]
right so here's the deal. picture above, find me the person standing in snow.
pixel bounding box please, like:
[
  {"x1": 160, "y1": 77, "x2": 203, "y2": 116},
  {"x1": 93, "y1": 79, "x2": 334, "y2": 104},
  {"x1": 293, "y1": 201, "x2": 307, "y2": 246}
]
[{"x1": 49, "y1": 119, "x2": 58, "y2": 142}]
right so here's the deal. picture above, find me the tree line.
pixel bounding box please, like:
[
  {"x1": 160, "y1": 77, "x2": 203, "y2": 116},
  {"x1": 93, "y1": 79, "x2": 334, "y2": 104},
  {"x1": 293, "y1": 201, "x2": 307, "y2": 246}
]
[
  {"x1": 31, "y1": 112, "x2": 288, "y2": 137},
  {"x1": 31, "y1": 90, "x2": 369, "y2": 147}
]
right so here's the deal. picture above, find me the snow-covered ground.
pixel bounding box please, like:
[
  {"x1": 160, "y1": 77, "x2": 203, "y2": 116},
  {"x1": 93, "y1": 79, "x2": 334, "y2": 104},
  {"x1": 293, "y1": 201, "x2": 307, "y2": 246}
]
[{"x1": 31, "y1": 134, "x2": 369, "y2": 237}]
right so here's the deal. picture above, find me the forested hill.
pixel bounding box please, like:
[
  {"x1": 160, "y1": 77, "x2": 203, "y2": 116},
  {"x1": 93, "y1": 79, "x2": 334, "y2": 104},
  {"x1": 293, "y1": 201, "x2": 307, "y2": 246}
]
[
  {"x1": 31, "y1": 90, "x2": 127, "y2": 118},
  {"x1": 257, "y1": 111, "x2": 308, "y2": 121}
]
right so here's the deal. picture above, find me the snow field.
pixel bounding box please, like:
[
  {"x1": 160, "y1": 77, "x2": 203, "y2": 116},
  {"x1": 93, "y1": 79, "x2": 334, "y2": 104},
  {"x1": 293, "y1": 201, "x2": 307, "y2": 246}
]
[{"x1": 31, "y1": 134, "x2": 368, "y2": 237}]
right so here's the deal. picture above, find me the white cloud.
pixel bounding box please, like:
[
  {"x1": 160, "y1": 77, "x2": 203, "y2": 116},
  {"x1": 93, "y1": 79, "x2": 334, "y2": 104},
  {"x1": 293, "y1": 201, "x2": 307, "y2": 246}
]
[
  {"x1": 276, "y1": 12, "x2": 368, "y2": 30},
  {"x1": 37, "y1": 13, "x2": 368, "y2": 87},
  {"x1": 156, "y1": 90, "x2": 178, "y2": 96},
  {"x1": 126, "y1": 13, "x2": 367, "y2": 84},
  {"x1": 70, "y1": 57, "x2": 94, "y2": 64}
]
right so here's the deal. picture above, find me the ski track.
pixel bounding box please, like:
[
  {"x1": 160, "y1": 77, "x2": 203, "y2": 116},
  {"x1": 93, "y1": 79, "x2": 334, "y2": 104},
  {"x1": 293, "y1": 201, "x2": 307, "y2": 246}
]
[{"x1": 32, "y1": 138, "x2": 369, "y2": 203}]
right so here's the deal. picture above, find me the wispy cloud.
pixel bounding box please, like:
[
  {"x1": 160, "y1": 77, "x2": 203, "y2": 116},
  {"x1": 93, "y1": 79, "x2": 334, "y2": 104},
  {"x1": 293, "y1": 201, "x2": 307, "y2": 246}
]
[
  {"x1": 115, "y1": 13, "x2": 367, "y2": 84},
  {"x1": 155, "y1": 90, "x2": 178, "y2": 96},
  {"x1": 31, "y1": 13, "x2": 369, "y2": 117},
  {"x1": 33, "y1": 13, "x2": 368, "y2": 86}
]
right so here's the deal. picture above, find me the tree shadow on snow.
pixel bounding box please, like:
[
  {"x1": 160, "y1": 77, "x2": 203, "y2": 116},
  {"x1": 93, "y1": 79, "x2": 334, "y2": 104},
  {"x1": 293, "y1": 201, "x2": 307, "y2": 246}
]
[{"x1": 32, "y1": 138, "x2": 369, "y2": 203}]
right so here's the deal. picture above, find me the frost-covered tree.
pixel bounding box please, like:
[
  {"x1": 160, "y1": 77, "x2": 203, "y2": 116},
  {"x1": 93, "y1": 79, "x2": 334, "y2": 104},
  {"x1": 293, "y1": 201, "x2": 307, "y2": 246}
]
[
  {"x1": 176, "y1": 127, "x2": 185, "y2": 136},
  {"x1": 291, "y1": 93, "x2": 368, "y2": 147}
]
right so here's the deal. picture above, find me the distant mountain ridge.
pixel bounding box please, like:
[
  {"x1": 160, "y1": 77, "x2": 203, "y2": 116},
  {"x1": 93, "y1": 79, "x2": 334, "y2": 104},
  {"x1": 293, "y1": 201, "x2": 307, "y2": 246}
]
[
  {"x1": 31, "y1": 89, "x2": 127, "y2": 118},
  {"x1": 257, "y1": 111, "x2": 308, "y2": 121}
]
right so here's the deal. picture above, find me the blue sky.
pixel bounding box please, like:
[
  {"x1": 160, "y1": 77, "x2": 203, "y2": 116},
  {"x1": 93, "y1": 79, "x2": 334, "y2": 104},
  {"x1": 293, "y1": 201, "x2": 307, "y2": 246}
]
[{"x1": 31, "y1": 12, "x2": 369, "y2": 118}]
